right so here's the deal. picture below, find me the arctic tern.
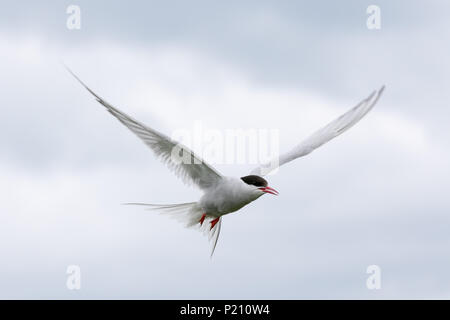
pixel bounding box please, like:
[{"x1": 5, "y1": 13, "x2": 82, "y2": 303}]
[{"x1": 67, "y1": 67, "x2": 384, "y2": 256}]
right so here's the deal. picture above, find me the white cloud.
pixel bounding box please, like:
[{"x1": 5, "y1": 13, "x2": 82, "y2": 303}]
[{"x1": 0, "y1": 4, "x2": 449, "y2": 298}]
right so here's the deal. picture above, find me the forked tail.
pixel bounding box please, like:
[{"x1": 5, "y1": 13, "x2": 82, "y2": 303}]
[{"x1": 125, "y1": 202, "x2": 222, "y2": 257}]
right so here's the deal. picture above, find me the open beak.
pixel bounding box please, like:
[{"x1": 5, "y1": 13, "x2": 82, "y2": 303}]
[{"x1": 258, "y1": 186, "x2": 279, "y2": 196}]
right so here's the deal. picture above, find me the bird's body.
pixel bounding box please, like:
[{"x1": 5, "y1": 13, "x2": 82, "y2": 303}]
[
  {"x1": 199, "y1": 177, "x2": 263, "y2": 217},
  {"x1": 66, "y1": 66, "x2": 384, "y2": 256}
]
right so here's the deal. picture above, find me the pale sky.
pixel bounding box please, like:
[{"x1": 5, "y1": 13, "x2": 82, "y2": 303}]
[{"x1": 1, "y1": 1, "x2": 449, "y2": 299}]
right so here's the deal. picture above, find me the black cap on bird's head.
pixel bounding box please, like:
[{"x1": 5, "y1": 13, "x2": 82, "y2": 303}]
[
  {"x1": 240, "y1": 175, "x2": 278, "y2": 195},
  {"x1": 241, "y1": 175, "x2": 267, "y2": 187}
]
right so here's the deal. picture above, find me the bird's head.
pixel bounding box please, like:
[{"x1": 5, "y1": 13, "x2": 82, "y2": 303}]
[{"x1": 240, "y1": 175, "x2": 279, "y2": 196}]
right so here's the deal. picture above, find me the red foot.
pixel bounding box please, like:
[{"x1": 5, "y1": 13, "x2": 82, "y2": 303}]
[
  {"x1": 210, "y1": 218, "x2": 220, "y2": 230},
  {"x1": 199, "y1": 214, "x2": 206, "y2": 226}
]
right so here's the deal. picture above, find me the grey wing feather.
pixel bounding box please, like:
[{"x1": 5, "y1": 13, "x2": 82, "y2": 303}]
[
  {"x1": 251, "y1": 86, "x2": 385, "y2": 176},
  {"x1": 66, "y1": 67, "x2": 223, "y2": 190}
]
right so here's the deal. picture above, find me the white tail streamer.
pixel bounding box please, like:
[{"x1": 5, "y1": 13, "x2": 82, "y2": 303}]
[{"x1": 125, "y1": 202, "x2": 222, "y2": 257}]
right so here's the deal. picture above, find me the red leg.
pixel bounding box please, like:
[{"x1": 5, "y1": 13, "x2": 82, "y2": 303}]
[
  {"x1": 210, "y1": 217, "x2": 220, "y2": 230},
  {"x1": 199, "y1": 213, "x2": 206, "y2": 226}
]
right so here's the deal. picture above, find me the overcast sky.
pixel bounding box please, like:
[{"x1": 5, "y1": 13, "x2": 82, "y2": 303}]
[{"x1": 1, "y1": 1, "x2": 450, "y2": 299}]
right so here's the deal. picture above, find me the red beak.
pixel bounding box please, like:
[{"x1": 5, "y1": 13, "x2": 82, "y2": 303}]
[{"x1": 259, "y1": 186, "x2": 279, "y2": 196}]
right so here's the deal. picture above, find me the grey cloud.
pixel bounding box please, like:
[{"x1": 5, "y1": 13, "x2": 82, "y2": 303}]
[{"x1": 0, "y1": 0, "x2": 449, "y2": 299}]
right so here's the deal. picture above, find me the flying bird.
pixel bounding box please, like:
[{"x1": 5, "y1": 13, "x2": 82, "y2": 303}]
[{"x1": 66, "y1": 67, "x2": 384, "y2": 256}]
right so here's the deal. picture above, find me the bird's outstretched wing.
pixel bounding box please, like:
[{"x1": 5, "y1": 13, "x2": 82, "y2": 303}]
[
  {"x1": 251, "y1": 86, "x2": 385, "y2": 176},
  {"x1": 67, "y1": 68, "x2": 223, "y2": 190}
]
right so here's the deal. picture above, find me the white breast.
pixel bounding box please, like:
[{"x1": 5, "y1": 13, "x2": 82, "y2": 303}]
[{"x1": 199, "y1": 177, "x2": 263, "y2": 217}]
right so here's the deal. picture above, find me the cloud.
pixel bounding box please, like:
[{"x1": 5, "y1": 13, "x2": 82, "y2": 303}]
[{"x1": 0, "y1": 1, "x2": 449, "y2": 299}]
